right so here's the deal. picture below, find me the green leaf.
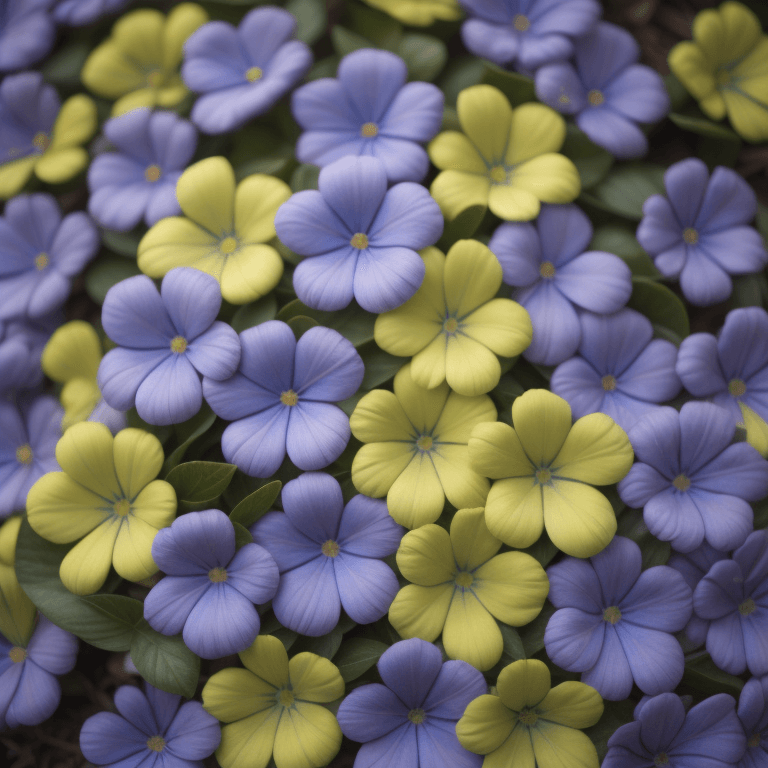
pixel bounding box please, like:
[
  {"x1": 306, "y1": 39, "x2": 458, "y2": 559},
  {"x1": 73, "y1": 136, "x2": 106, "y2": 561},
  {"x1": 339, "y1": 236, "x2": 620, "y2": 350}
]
[
  {"x1": 480, "y1": 62, "x2": 535, "y2": 106},
  {"x1": 277, "y1": 299, "x2": 377, "y2": 347},
  {"x1": 616, "y1": 509, "x2": 670, "y2": 568},
  {"x1": 290, "y1": 163, "x2": 320, "y2": 192},
  {"x1": 358, "y1": 341, "x2": 406, "y2": 389},
  {"x1": 287, "y1": 315, "x2": 319, "y2": 339},
  {"x1": 731, "y1": 273, "x2": 768, "y2": 309},
  {"x1": 684, "y1": 654, "x2": 744, "y2": 696},
  {"x1": 231, "y1": 294, "x2": 278, "y2": 333},
  {"x1": 663, "y1": 72, "x2": 690, "y2": 112},
  {"x1": 498, "y1": 622, "x2": 525, "y2": 664},
  {"x1": 285, "y1": 0, "x2": 327, "y2": 44},
  {"x1": 522, "y1": 532, "x2": 559, "y2": 568},
  {"x1": 398, "y1": 34, "x2": 447, "y2": 81},
  {"x1": 79, "y1": 594, "x2": 144, "y2": 626},
  {"x1": 491, "y1": 373, "x2": 525, "y2": 414},
  {"x1": 333, "y1": 638, "x2": 389, "y2": 682},
  {"x1": 331, "y1": 25, "x2": 372, "y2": 57},
  {"x1": 438, "y1": 205, "x2": 487, "y2": 249},
  {"x1": 162, "y1": 408, "x2": 217, "y2": 475},
  {"x1": 40, "y1": 42, "x2": 92, "y2": 86},
  {"x1": 165, "y1": 461, "x2": 237, "y2": 503},
  {"x1": 590, "y1": 225, "x2": 661, "y2": 279},
  {"x1": 291, "y1": 625, "x2": 344, "y2": 659},
  {"x1": 232, "y1": 521, "x2": 254, "y2": 549},
  {"x1": 669, "y1": 111, "x2": 740, "y2": 141},
  {"x1": 346, "y1": 3, "x2": 401, "y2": 48},
  {"x1": 439, "y1": 57, "x2": 485, "y2": 106},
  {"x1": 561, "y1": 126, "x2": 614, "y2": 190},
  {"x1": 101, "y1": 228, "x2": 143, "y2": 259},
  {"x1": 261, "y1": 615, "x2": 299, "y2": 651},
  {"x1": 85, "y1": 256, "x2": 142, "y2": 304},
  {"x1": 230, "y1": 481, "x2": 282, "y2": 528},
  {"x1": 584, "y1": 699, "x2": 636, "y2": 762},
  {"x1": 519, "y1": 602, "x2": 555, "y2": 658},
  {"x1": 628, "y1": 277, "x2": 690, "y2": 342},
  {"x1": 590, "y1": 163, "x2": 667, "y2": 220}
]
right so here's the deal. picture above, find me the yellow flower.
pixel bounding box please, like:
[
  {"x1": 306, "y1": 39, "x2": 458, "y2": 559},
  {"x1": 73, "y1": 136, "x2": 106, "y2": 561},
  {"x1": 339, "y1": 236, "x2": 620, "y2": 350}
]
[
  {"x1": 359, "y1": 0, "x2": 461, "y2": 26},
  {"x1": 81, "y1": 4, "x2": 208, "y2": 116},
  {"x1": 26, "y1": 423, "x2": 176, "y2": 595},
  {"x1": 740, "y1": 402, "x2": 768, "y2": 457},
  {"x1": 456, "y1": 659, "x2": 603, "y2": 768},
  {"x1": 138, "y1": 157, "x2": 291, "y2": 304},
  {"x1": 0, "y1": 515, "x2": 21, "y2": 567},
  {"x1": 350, "y1": 363, "x2": 496, "y2": 529},
  {"x1": 668, "y1": 1, "x2": 768, "y2": 142},
  {"x1": 374, "y1": 241, "x2": 532, "y2": 396},
  {"x1": 0, "y1": 517, "x2": 35, "y2": 647},
  {"x1": 469, "y1": 389, "x2": 632, "y2": 558},
  {"x1": 202, "y1": 634, "x2": 344, "y2": 768},
  {"x1": 389, "y1": 507, "x2": 548, "y2": 671},
  {"x1": 428, "y1": 85, "x2": 580, "y2": 222}
]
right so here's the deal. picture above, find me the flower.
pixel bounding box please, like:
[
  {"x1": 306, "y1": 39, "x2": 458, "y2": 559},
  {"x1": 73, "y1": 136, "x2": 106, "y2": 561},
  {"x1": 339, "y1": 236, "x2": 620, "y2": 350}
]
[
  {"x1": 361, "y1": 0, "x2": 461, "y2": 25},
  {"x1": 337, "y1": 638, "x2": 486, "y2": 768},
  {"x1": 550, "y1": 308, "x2": 682, "y2": 433},
  {"x1": 535, "y1": 21, "x2": 670, "y2": 159},
  {"x1": 0, "y1": 515, "x2": 22, "y2": 567},
  {"x1": 602, "y1": 692, "x2": 746, "y2": 768},
  {"x1": 374, "y1": 240, "x2": 532, "y2": 396},
  {"x1": 488, "y1": 204, "x2": 633, "y2": 365},
  {"x1": 636, "y1": 158, "x2": 768, "y2": 306},
  {"x1": 456, "y1": 659, "x2": 603, "y2": 768},
  {"x1": 137, "y1": 156, "x2": 291, "y2": 305},
  {"x1": 469, "y1": 389, "x2": 633, "y2": 558},
  {"x1": 292, "y1": 48, "x2": 443, "y2": 183},
  {"x1": 0, "y1": 516, "x2": 35, "y2": 650},
  {"x1": 26, "y1": 422, "x2": 176, "y2": 595},
  {"x1": 428, "y1": 85, "x2": 580, "y2": 222},
  {"x1": 668, "y1": 1, "x2": 768, "y2": 142},
  {"x1": 0, "y1": 395, "x2": 61, "y2": 518},
  {"x1": 735, "y1": 676, "x2": 768, "y2": 767},
  {"x1": 350, "y1": 363, "x2": 495, "y2": 529},
  {"x1": 182, "y1": 6, "x2": 313, "y2": 135},
  {"x1": 617, "y1": 401, "x2": 768, "y2": 553},
  {"x1": 0, "y1": 72, "x2": 97, "y2": 199},
  {"x1": 274, "y1": 155, "x2": 443, "y2": 312},
  {"x1": 460, "y1": 0, "x2": 601, "y2": 71},
  {"x1": 389, "y1": 507, "x2": 548, "y2": 671},
  {"x1": 54, "y1": 0, "x2": 130, "y2": 26},
  {"x1": 0, "y1": 0, "x2": 55, "y2": 72},
  {"x1": 0, "y1": 318, "x2": 49, "y2": 396},
  {"x1": 676, "y1": 306, "x2": 768, "y2": 424},
  {"x1": 144, "y1": 509, "x2": 278, "y2": 659},
  {"x1": 694, "y1": 530, "x2": 768, "y2": 676},
  {"x1": 81, "y1": 4, "x2": 209, "y2": 116},
  {"x1": 202, "y1": 634, "x2": 345, "y2": 768},
  {"x1": 80, "y1": 681, "x2": 221, "y2": 768},
  {"x1": 203, "y1": 321, "x2": 364, "y2": 478},
  {"x1": 0, "y1": 193, "x2": 99, "y2": 322},
  {"x1": 251, "y1": 472, "x2": 403, "y2": 636},
  {"x1": 98, "y1": 268, "x2": 241, "y2": 426},
  {"x1": 88, "y1": 109, "x2": 197, "y2": 231},
  {"x1": 1, "y1": 616, "x2": 78, "y2": 730},
  {"x1": 41, "y1": 320, "x2": 126, "y2": 433},
  {"x1": 545, "y1": 536, "x2": 692, "y2": 701}
]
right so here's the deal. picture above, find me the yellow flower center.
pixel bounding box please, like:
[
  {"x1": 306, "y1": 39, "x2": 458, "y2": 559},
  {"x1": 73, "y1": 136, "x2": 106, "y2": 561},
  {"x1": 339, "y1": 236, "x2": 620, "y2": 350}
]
[
  {"x1": 114, "y1": 499, "x2": 131, "y2": 517},
  {"x1": 246, "y1": 66, "x2": 263, "y2": 82},
  {"x1": 535, "y1": 468, "x2": 551, "y2": 485},
  {"x1": 9, "y1": 647, "x2": 26, "y2": 663},
  {"x1": 672, "y1": 474, "x2": 691, "y2": 492},
  {"x1": 603, "y1": 606, "x2": 622, "y2": 624},
  {"x1": 602, "y1": 375, "x2": 617, "y2": 391},
  {"x1": 278, "y1": 689, "x2": 295, "y2": 707},
  {"x1": 654, "y1": 754, "x2": 669, "y2": 767},
  {"x1": 208, "y1": 567, "x2": 228, "y2": 583},
  {"x1": 455, "y1": 571, "x2": 474, "y2": 588},
  {"x1": 416, "y1": 435, "x2": 433, "y2": 452},
  {"x1": 749, "y1": 732, "x2": 762, "y2": 748},
  {"x1": 682, "y1": 227, "x2": 698, "y2": 245},
  {"x1": 740, "y1": 598, "x2": 756, "y2": 616},
  {"x1": 443, "y1": 316, "x2": 459, "y2": 334},
  {"x1": 170, "y1": 336, "x2": 187, "y2": 354},
  {"x1": 489, "y1": 165, "x2": 507, "y2": 184},
  {"x1": 145, "y1": 164, "x2": 162, "y2": 182},
  {"x1": 146, "y1": 736, "x2": 165, "y2": 752},
  {"x1": 408, "y1": 708, "x2": 425, "y2": 724},
  {"x1": 716, "y1": 68, "x2": 733, "y2": 87},
  {"x1": 539, "y1": 261, "x2": 556, "y2": 278},
  {"x1": 35, "y1": 252, "x2": 49, "y2": 270},
  {"x1": 361, "y1": 122, "x2": 379, "y2": 138},
  {"x1": 32, "y1": 131, "x2": 49, "y2": 151},
  {"x1": 146, "y1": 70, "x2": 162, "y2": 88},
  {"x1": 587, "y1": 90, "x2": 605, "y2": 106},
  {"x1": 350, "y1": 232, "x2": 369, "y2": 249},
  {"x1": 15, "y1": 444, "x2": 33, "y2": 465},
  {"x1": 729, "y1": 379, "x2": 747, "y2": 397},
  {"x1": 513, "y1": 14, "x2": 530, "y2": 31},
  {"x1": 220, "y1": 236, "x2": 238, "y2": 254},
  {"x1": 280, "y1": 390, "x2": 298, "y2": 406},
  {"x1": 558, "y1": 93, "x2": 570, "y2": 105},
  {"x1": 322, "y1": 540, "x2": 340, "y2": 558}
]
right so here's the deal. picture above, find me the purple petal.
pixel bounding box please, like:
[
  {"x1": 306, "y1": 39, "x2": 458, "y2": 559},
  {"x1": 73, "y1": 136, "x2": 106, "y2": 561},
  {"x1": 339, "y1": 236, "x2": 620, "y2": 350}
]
[
  {"x1": 644, "y1": 488, "x2": 706, "y2": 553},
  {"x1": 354, "y1": 725, "x2": 418, "y2": 768},
  {"x1": 292, "y1": 249, "x2": 357, "y2": 311},
  {"x1": 164, "y1": 701, "x2": 221, "y2": 760},
  {"x1": 554, "y1": 251, "x2": 632, "y2": 313},
  {"x1": 574, "y1": 21, "x2": 639, "y2": 90},
  {"x1": 679, "y1": 401, "x2": 735, "y2": 475},
  {"x1": 488, "y1": 221, "x2": 542, "y2": 288},
  {"x1": 292, "y1": 78, "x2": 354, "y2": 131},
  {"x1": 182, "y1": 22, "x2": 248, "y2": 92},
  {"x1": 676, "y1": 332, "x2": 727, "y2": 397},
  {"x1": 286, "y1": 401, "x2": 351, "y2": 470},
  {"x1": 461, "y1": 19, "x2": 518, "y2": 66},
  {"x1": 422, "y1": 659, "x2": 486, "y2": 719},
  {"x1": 742, "y1": 608, "x2": 768, "y2": 676},
  {"x1": 337, "y1": 684, "x2": 408, "y2": 742},
  {"x1": 49, "y1": 212, "x2": 98, "y2": 278},
  {"x1": 539, "y1": 204, "x2": 594, "y2": 266},
  {"x1": 382, "y1": 81, "x2": 443, "y2": 142},
  {"x1": 636, "y1": 692, "x2": 686, "y2": 754},
  {"x1": 550, "y1": 357, "x2": 605, "y2": 421},
  {"x1": 693, "y1": 560, "x2": 742, "y2": 621},
  {"x1": 239, "y1": 6, "x2": 299, "y2": 66},
  {"x1": 618, "y1": 339, "x2": 681, "y2": 402},
  {"x1": 238, "y1": 321, "x2": 296, "y2": 394},
  {"x1": 113, "y1": 685, "x2": 156, "y2": 735},
  {"x1": 719, "y1": 307, "x2": 768, "y2": 381},
  {"x1": 369, "y1": 182, "x2": 443, "y2": 250},
  {"x1": 620, "y1": 567, "x2": 692, "y2": 631},
  {"x1": 354, "y1": 245, "x2": 426, "y2": 313},
  {"x1": 417, "y1": 716, "x2": 483, "y2": 768},
  {"x1": 80, "y1": 711, "x2": 147, "y2": 764},
  {"x1": 220, "y1": 406, "x2": 289, "y2": 478},
  {"x1": 544, "y1": 607, "x2": 605, "y2": 672},
  {"x1": 370, "y1": 136, "x2": 431, "y2": 184},
  {"x1": 274, "y1": 191, "x2": 351, "y2": 257},
  {"x1": 679, "y1": 252, "x2": 732, "y2": 306},
  {"x1": 616, "y1": 623, "x2": 685, "y2": 695},
  {"x1": 337, "y1": 494, "x2": 404, "y2": 558},
  {"x1": 160, "y1": 268, "x2": 221, "y2": 341},
  {"x1": 4, "y1": 194, "x2": 61, "y2": 250},
  {"x1": 98, "y1": 347, "x2": 168, "y2": 412},
  {"x1": 591, "y1": 536, "x2": 642, "y2": 605},
  {"x1": 144, "y1": 575, "x2": 211, "y2": 636},
  {"x1": 547, "y1": 557, "x2": 604, "y2": 613},
  {"x1": 535, "y1": 62, "x2": 588, "y2": 115},
  {"x1": 696, "y1": 165, "x2": 758, "y2": 232},
  {"x1": 624, "y1": 407, "x2": 680, "y2": 474},
  {"x1": 26, "y1": 617, "x2": 77, "y2": 675},
  {"x1": 134, "y1": 354, "x2": 203, "y2": 426},
  {"x1": 576, "y1": 108, "x2": 649, "y2": 160},
  {"x1": 225, "y1": 542, "x2": 279, "y2": 605},
  {"x1": 250, "y1": 511, "x2": 321, "y2": 572},
  {"x1": 706, "y1": 613, "x2": 747, "y2": 675},
  {"x1": 697, "y1": 227, "x2": 767, "y2": 275},
  {"x1": 186, "y1": 321, "x2": 241, "y2": 381},
  {"x1": 581, "y1": 625, "x2": 634, "y2": 701},
  {"x1": 637, "y1": 195, "x2": 685, "y2": 255},
  {"x1": 88, "y1": 182, "x2": 153, "y2": 231},
  {"x1": 672, "y1": 694, "x2": 747, "y2": 764},
  {"x1": 604, "y1": 65, "x2": 669, "y2": 124},
  {"x1": 694, "y1": 443, "x2": 768, "y2": 500},
  {"x1": 376, "y1": 638, "x2": 442, "y2": 710},
  {"x1": 337, "y1": 48, "x2": 407, "y2": 124},
  {"x1": 334, "y1": 553, "x2": 398, "y2": 624},
  {"x1": 281, "y1": 471, "x2": 344, "y2": 543},
  {"x1": 203, "y1": 373, "x2": 279, "y2": 421},
  {"x1": 578, "y1": 307, "x2": 652, "y2": 375},
  {"x1": 294, "y1": 327, "x2": 364, "y2": 401}
]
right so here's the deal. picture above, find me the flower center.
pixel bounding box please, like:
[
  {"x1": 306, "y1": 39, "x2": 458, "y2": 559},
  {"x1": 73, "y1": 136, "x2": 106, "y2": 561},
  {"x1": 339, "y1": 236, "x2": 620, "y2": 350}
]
[
  {"x1": 603, "y1": 606, "x2": 622, "y2": 624},
  {"x1": 361, "y1": 122, "x2": 378, "y2": 138},
  {"x1": 146, "y1": 70, "x2": 162, "y2": 88},
  {"x1": 672, "y1": 474, "x2": 691, "y2": 492},
  {"x1": 654, "y1": 754, "x2": 669, "y2": 767},
  {"x1": 246, "y1": 66, "x2": 263, "y2": 82},
  {"x1": 408, "y1": 708, "x2": 425, "y2": 724},
  {"x1": 35, "y1": 252, "x2": 49, "y2": 270},
  {"x1": 280, "y1": 390, "x2": 298, "y2": 406},
  {"x1": 539, "y1": 261, "x2": 556, "y2": 278},
  {"x1": 145, "y1": 164, "x2": 162, "y2": 182},
  {"x1": 455, "y1": 571, "x2": 474, "y2": 589},
  {"x1": 602, "y1": 375, "x2": 617, "y2": 391},
  {"x1": 513, "y1": 14, "x2": 530, "y2": 31},
  {"x1": 518, "y1": 709, "x2": 538, "y2": 726},
  {"x1": 749, "y1": 731, "x2": 762, "y2": 748},
  {"x1": 535, "y1": 468, "x2": 551, "y2": 485},
  {"x1": 278, "y1": 689, "x2": 295, "y2": 707},
  {"x1": 416, "y1": 435, "x2": 433, "y2": 452},
  {"x1": 146, "y1": 736, "x2": 165, "y2": 752},
  {"x1": 208, "y1": 567, "x2": 228, "y2": 583},
  {"x1": 321, "y1": 540, "x2": 340, "y2": 558},
  {"x1": 220, "y1": 236, "x2": 238, "y2": 254},
  {"x1": 682, "y1": 227, "x2": 698, "y2": 245},
  {"x1": 113, "y1": 499, "x2": 131, "y2": 517},
  {"x1": 15, "y1": 444, "x2": 33, "y2": 465},
  {"x1": 729, "y1": 379, "x2": 747, "y2": 397},
  {"x1": 443, "y1": 316, "x2": 459, "y2": 334},
  {"x1": 9, "y1": 647, "x2": 26, "y2": 663},
  {"x1": 740, "y1": 598, "x2": 756, "y2": 616},
  {"x1": 587, "y1": 90, "x2": 604, "y2": 106},
  {"x1": 32, "y1": 131, "x2": 49, "y2": 151},
  {"x1": 170, "y1": 336, "x2": 187, "y2": 354},
  {"x1": 558, "y1": 92, "x2": 570, "y2": 105},
  {"x1": 489, "y1": 165, "x2": 507, "y2": 184},
  {"x1": 716, "y1": 68, "x2": 733, "y2": 87},
  {"x1": 350, "y1": 232, "x2": 369, "y2": 249}
]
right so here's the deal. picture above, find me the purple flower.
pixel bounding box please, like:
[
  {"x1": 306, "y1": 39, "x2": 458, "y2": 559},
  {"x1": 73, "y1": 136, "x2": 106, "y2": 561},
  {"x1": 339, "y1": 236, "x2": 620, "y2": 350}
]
[
  {"x1": 602, "y1": 692, "x2": 746, "y2": 768},
  {"x1": 144, "y1": 509, "x2": 279, "y2": 659},
  {"x1": 459, "y1": 0, "x2": 601, "y2": 71},
  {"x1": 550, "y1": 308, "x2": 681, "y2": 433},
  {"x1": 0, "y1": 0, "x2": 55, "y2": 72},
  {"x1": 203, "y1": 320, "x2": 364, "y2": 478},
  {"x1": 694, "y1": 530, "x2": 768, "y2": 677},
  {"x1": 545, "y1": 536, "x2": 692, "y2": 701},
  {"x1": 292, "y1": 48, "x2": 443, "y2": 183},
  {"x1": 251, "y1": 472, "x2": 403, "y2": 636},
  {"x1": 736, "y1": 676, "x2": 768, "y2": 767},
  {"x1": 53, "y1": 0, "x2": 129, "y2": 26},
  {"x1": 488, "y1": 204, "x2": 632, "y2": 365},
  {"x1": 0, "y1": 395, "x2": 61, "y2": 518},
  {"x1": 88, "y1": 109, "x2": 197, "y2": 231},
  {"x1": 80, "y1": 681, "x2": 220, "y2": 768},
  {"x1": 0, "y1": 315, "x2": 55, "y2": 395},
  {"x1": 535, "y1": 21, "x2": 669, "y2": 159},
  {"x1": 618, "y1": 402, "x2": 768, "y2": 553},
  {"x1": 98, "y1": 268, "x2": 241, "y2": 426},
  {"x1": 0, "y1": 194, "x2": 99, "y2": 322},
  {"x1": 1, "y1": 616, "x2": 78, "y2": 729},
  {"x1": 677, "y1": 307, "x2": 768, "y2": 425},
  {"x1": 182, "y1": 6, "x2": 313, "y2": 135},
  {"x1": 274, "y1": 155, "x2": 444, "y2": 312},
  {"x1": 337, "y1": 638, "x2": 485, "y2": 768},
  {"x1": 636, "y1": 158, "x2": 768, "y2": 306}
]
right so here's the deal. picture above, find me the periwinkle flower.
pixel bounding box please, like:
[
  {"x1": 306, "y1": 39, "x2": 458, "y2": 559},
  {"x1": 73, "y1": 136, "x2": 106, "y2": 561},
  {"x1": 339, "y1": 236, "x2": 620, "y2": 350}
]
[
  {"x1": 0, "y1": 0, "x2": 56, "y2": 73},
  {"x1": 88, "y1": 109, "x2": 197, "y2": 231},
  {"x1": 488, "y1": 204, "x2": 632, "y2": 366},
  {"x1": 535, "y1": 21, "x2": 670, "y2": 159},
  {"x1": 182, "y1": 6, "x2": 313, "y2": 135},
  {"x1": 736, "y1": 675, "x2": 768, "y2": 767},
  {"x1": 636, "y1": 158, "x2": 768, "y2": 306},
  {"x1": 618, "y1": 401, "x2": 768, "y2": 553},
  {"x1": 292, "y1": 48, "x2": 443, "y2": 183},
  {"x1": 251, "y1": 472, "x2": 403, "y2": 636},
  {"x1": 98, "y1": 268, "x2": 241, "y2": 426},
  {"x1": 144, "y1": 509, "x2": 279, "y2": 659},
  {"x1": 53, "y1": 0, "x2": 130, "y2": 26},
  {"x1": 275, "y1": 155, "x2": 444, "y2": 312},
  {"x1": 0, "y1": 317, "x2": 50, "y2": 395}
]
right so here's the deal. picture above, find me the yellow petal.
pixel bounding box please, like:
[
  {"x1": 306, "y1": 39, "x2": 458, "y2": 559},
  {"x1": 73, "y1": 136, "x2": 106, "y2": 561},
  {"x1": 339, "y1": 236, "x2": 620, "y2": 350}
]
[
  {"x1": 464, "y1": 299, "x2": 532, "y2": 358},
  {"x1": 722, "y1": 88, "x2": 768, "y2": 143},
  {"x1": 61, "y1": 379, "x2": 101, "y2": 430},
  {"x1": 530, "y1": 723, "x2": 599, "y2": 768},
  {"x1": 138, "y1": 217, "x2": 218, "y2": 278},
  {"x1": 428, "y1": 131, "x2": 487, "y2": 174},
  {"x1": 234, "y1": 174, "x2": 292, "y2": 244},
  {"x1": 388, "y1": 583, "x2": 453, "y2": 641},
  {"x1": 457, "y1": 85, "x2": 513, "y2": 164},
  {"x1": 430, "y1": 170, "x2": 490, "y2": 221},
  {"x1": 443, "y1": 239, "x2": 501, "y2": 317},
  {"x1": 497, "y1": 659, "x2": 550, "y2": 711},
  {"x1": 434, "y1": 390, "x2": 496, "y2": 444},
  {"x1": 202, "y1": 668, "x2": 277, "y2": 722},
  {"x1": 350, "y1": 390, "x2": 414, "y2": 443},
  {"x1": 42, "y1": 321, "x2": 102, "y2": 383},
  {"x1": 396, "y1": 524, "x2": 455, "y2": 585},
  {"x1": 55, "y1": 422, "x2": 119, "y2": 499},
  {"x1": 0, "y1": 156, "x2": 37, "y2": 199},
  {"x1": 483, "y1": 726, "x2": 536, "y2": 768},
  {"x1": 112, "y1": 9, "x2": 164, "y2": 66},
  {"x1": 0, "y1": 516, "x2": 22, "y2": 566},
  {"x1": 177, "y1": 157, "x2": 236, "y2": 236},
  {"x1": 155, "y1": 81, "x2": 188, "y2": 108},
  {"x1": 35, "y1": 148, "x2": 90, "y2": 184},
  {"x1": 410, "y1": 335, "x2": 448, "y2": 390},
  {"x1": 216, "y1": 710, "x2": 280, "y2": 768},
  {"x1": 488, "y1": 184, "x2": 541, "y2": 221},
  {"x1": 741, "y1": 403, "x2": 768, "y2": 458},
  {"x1": 450, "y1": 507, "x2": 500, "y2": 571},
  {"x1": 351, "y1": 442, "x2": 413, "y2": 499},
  {"x1": 129, "y1": 480, "x2": 177, "y2": 529},
  {"x1": 289, "y1": 654, "x2": 344, "y2": 703},
  {"x1": 443, "y1": 587, "x2": 502, "y2": 670},
  {"x1": 112, "y1": 88, "x2": 161, "y2": 116},
  {"x1": 469, "y1": 421, "x2": 534, "y2": 480},
  {"x1": 112, "y1": 514, "x2": 160, "y2": 582},
  {"x1": 538, "y1": 681, "x2": 603, "y2": 729},
  {"x1": 506, "y1": 103, "x2": 566, "y2": 166},
  {"x1": 456, "y1": 694, "x2": 516, "y2": 755},
  {"x1": 474, "y1": 551, "x2": 548, "y2": 626},
  {"x1": 386, "y1": 453, "x2": 445, "y2": 528},
  {"x1": 220, "y1": 245, "x2": 284, "y2": 305},
  {"x1": 162, "y1": 2, "x2": 209, "y2": 72},
  {"x1": 240, "y1": 635, "x2": 290, "y2": 688},
  {"x1": 394, "y1": 364, "x2": 449, "y2": 433},
  {"x1": 363, "y1": 0, "x2": 461, "y2": 25},
  {"x1": 693, "y1": 1, "x2": 761, "y2": 67},
  {"x1": 445, "y1": 334, "x2": 502, "y2": 396},
  {"x1": 511, "y1": 154, "x2": 581, "y2": 205},
  {"x1": 668, "y1": 41, "x2": 718, "y2": 102},
  {"x1": 512, "y1": 389, "x2": 572, "y2": 466},
  {"x1": 48, "y1": 95, "x2": 97, "y2": 151},
  {"x1": 0, "y1": 562, "x2": 36, "y2": 646},
  {"x1": 542, "y1": 481, "x2": 616, "y2": 559},
  {"x1": 484, "y1": 477, "x2": 543, "y2": 548},
  {"x1": 81, "y1": 42, "x2": 145, "y2": 98},
  {"x1": 113, "y1": 429, "x2": 164, "y2": 499},
  {"x1": 431, "y1": 445, "x2": 490, "y2": 510},
  {"x1": 273, "y1": 703, "x2": 342, "y2": 768},
  {"x1": 59, "y1": 519, "x2": 121, "y2": 595}
]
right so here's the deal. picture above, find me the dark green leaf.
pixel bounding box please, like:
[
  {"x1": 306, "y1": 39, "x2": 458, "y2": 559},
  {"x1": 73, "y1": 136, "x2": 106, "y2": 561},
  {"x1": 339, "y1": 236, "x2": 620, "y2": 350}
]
[
  {"x1": 358, "y1": 341, "x2": 406, "y2": 388},
  {"x1": 346, "y1": 3, "x2": 401, "y2": 48},
  {"x1": 331, "y1": 25, "x2": 371, "y2": 57},
  {"x1": 663, "y1": 72, "x2": 690, "y2": 112},
  {"x1": 616, "y1": 509, "x2": 670, "y2": 568},
  {"x1": 261, "y1": 615, "x2": 299, "y2": 651},
  {"x1": 162, "y1": 408, "x2": 217, "y2": 475},
  {"x1": 230, "y1": 481, "x2": 283, "y2": 528},
  {"x1": 480, "y1": 62, "x2": 535, "y2": 106},
  {"x1": 584, "y1": 699, "x2": 636, "y2": 762},
  {"x1": 291, "y1": 625, "x2": 344, "y2": 659},
  {"x1": 287, "y1": 315, "x2": 319, "y2": 338},
  {"x1": 439, "y1": 57, "x2": 485, "y2": 106},
  {"x1": 232, "y1": 521, "x2": 254, "y2": 549},
  {"x1": 519, "y1": 602, "x2": 555, "y2": 658},
  {"x1": 40, "y1": 42, "x2": 92, "y2": 85},
  {"x1": 438, "y1": 205, "x2": 487, "y2": 249},
  {"x1": 285, "y1": 0, "x2": 327, "y2": 44},
  {"x1": 398, "y1": 34, "x2": 447, "y2": 81},
  {"x1": 491, "y1": 373, "x2": 525, "y2": 414},
  {"x1": 101, "y1": 228, "x2": 143, "y2": 259},
  {"x1": 669, "y1": 112, "x2": 740, "y2": 141},
  {"x1": 231, "y1": 294, "x2": 278, "y2": 333},
  {"x1": 628, "y1": 277, "x2": 689, "y2": 341},
  {"x1": 498, "y1": 622, "x2": 525, "y2": 664},
  {"x1": 590, "y1": 225, "x2": 660, "y2": 279},
  {"x1": 731, "y1": 273, "x2": 768, "y2": 309},
  {"x1": 561, "y1": 126, "x2": 614, "y2": 190},
  {"x1": 85, "y1": 256, "x2": 142, "y2": 304},
  {"x1": 684, "y1": 654, "x2": 744, "y2": 696},
  {"x1": 333, "y1": 638, "x2": 389, "y2": 682},
  {"x1": 165, "y1": 461, "x2": 237, "y2": 503},
  {"x1": 521, "y1": 532, "x2": 559, "y2": 568},
  {"x1": 290, "y1": 163, "x2": 320, "y2": 192},
  {"x1": 278, "y1": 299, "x2": 376, "y2": 347},
  {"x1": 590, "y1": 163, "x2": 666, "y2": 220}
]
